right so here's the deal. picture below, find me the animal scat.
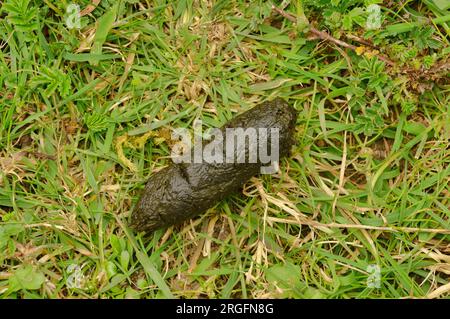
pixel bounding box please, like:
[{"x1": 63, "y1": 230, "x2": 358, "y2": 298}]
[{"x1": 130, "y1": 98, "x2": 298, "y2": 233}]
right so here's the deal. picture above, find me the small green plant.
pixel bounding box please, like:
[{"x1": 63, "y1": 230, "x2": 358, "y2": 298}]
[
  {"x1": 84, "y1": 112, "x2": 110, "y2": 133},
  {"x1": 31, "y1": 66, "x2": 72, "y2": 98},
  {"x1": 412, "y1": 26, "x2": 441, "y2": 50},
  {"x1": 2, "y1": 0, "x2": 38, "y2": 35}
]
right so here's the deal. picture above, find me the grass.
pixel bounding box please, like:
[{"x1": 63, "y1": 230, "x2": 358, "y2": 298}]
[{"x1": 0, "y1": 0, "x2": 449, "y2": 298}]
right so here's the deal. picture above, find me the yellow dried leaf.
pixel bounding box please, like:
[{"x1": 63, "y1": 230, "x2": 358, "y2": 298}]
[
  {"x1": 115, "y1": 134, "x2": 137, "y2": 172},
  {"x1": 132, "y1": 131, "x2": 156, "y2": 149},
  {"x1": 355, "y1": 46, "x2": 366, "y2": 55},
  {"x1": 364, "y1": 49, "x2": 380, "y2": 59}
]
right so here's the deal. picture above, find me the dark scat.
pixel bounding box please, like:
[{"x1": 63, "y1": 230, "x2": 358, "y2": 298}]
[{"x1": 130, "y1": 98, "x2": 298, "y2": 233}]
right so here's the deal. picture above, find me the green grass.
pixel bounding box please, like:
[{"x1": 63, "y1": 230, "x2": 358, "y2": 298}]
[{"x1": 0, "y1": 0, "x2": 449, "y2": 298}]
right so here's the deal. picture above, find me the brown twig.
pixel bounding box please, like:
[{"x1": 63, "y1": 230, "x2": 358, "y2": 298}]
[
  {"x1": 272, "y1": 5, "x2": 395, "y2": 66},
  {"x1": 346, "y1": 34, "x2": 379, "y2": 49}
]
